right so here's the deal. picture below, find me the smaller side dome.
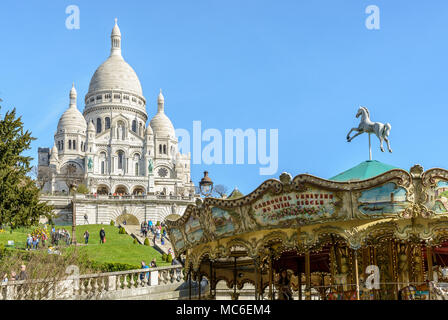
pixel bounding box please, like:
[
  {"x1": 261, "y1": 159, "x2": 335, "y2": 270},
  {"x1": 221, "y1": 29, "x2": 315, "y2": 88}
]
[
  {"x1": 150, "y1": 89, "x2": 175, "y2": 138},
  {"x1": 146, "y1": 125, "x2": 153, "y2": 136},
  {"x1": 57, "y1": 83, "x2": 87, "y2": 134}
]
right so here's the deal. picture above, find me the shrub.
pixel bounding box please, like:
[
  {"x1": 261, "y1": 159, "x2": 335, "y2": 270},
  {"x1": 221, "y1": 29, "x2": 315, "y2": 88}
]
[
  {"x1": 76, "y1": 184, "x2": 89, "y2": 194},
  {"x1": 144, "y1": 238, "x2": 150, "y2": 246},
  {"x1": 162, "y1": 253, "x2": 167, "y2": 261},
  {"x1": 167, "y1": 254, "x2": 173, "y2": 263},
  {"x1": 98, "y1": 262, "x2": 139, "y2": 272},
  {"x1": 118, "y1": 227, "x2": 126, "y2": 234},
  {"x1": 110, "y1": 220, "x2": 115, "y2": 226},
  {"x1": 133, "y1": 238, "x2": 138, "y2": 245}
]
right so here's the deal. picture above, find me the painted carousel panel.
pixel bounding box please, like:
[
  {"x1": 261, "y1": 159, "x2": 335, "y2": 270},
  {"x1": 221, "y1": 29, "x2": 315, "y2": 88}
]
[
  {"x1": 211, "y1": 207, "x2": 236, "y2": 237},
  {"x1": 431, "y1": 180, "x2": 448, "y2": 214},
  {"x1": 170, "y1": 227, "x2": 185, "y2": 252},
  {"x1": 184, "y1": 214, "x2": 204, "y2": 244},
  {"x1": 252, "y1": 187, "x2": 337, "y2": 227},
  {"x1": 357, "y1": 182, "x2": 411, "y2": 215}
]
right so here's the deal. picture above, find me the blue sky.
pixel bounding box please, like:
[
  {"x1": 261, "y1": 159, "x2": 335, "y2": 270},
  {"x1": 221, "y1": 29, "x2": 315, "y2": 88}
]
[{"x1": 0, "y1": 0, "x2": 447, "y2": 195}]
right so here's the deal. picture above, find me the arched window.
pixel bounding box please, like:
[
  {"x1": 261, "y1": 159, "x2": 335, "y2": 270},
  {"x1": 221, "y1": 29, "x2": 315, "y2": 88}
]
[
  {"x1": 159, "y1": 145, "x2": 162, "y2": 154},
  {"x1": 118, "y1": 151, "x2": 124, "y2": 169},
  {"x1": 96, "y1": 118, "x2": 102, "y2": 133},
  {"x1": 68, "y1": 140, "x2": 72, "y2": 149},
  {"x1": 163, "y1": 145, "x2": 167, "y2": 154},
  {"x1": 139, "y1": 123, "x2": 142, "y2": 136},
  {"x1": 132, "y1": 120, "x2": 137, "y2": 133},
  {"x1": 61, "y1": 141, "x2": 64, "y2": 150},
  {"x1": 105, "y1": 117, "x2": 110, "y2": 130},
  {"x1": 57, "y1": 141, "x2": 60, "y2": 150},
  {"x1": 100, "y1": 152, "x2": 107, "y2": 174},
  {"x1": 133, "y1": 154, "x2": 140, "y2": 176},
  {"x1": 73, "y1": 140, "x2": 76, "y2": 150}
]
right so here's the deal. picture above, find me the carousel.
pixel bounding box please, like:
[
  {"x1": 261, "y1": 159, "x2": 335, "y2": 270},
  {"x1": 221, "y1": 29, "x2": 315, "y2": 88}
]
[{"x1": 166, "y1": 107, "x2": 448, "y2": 300}]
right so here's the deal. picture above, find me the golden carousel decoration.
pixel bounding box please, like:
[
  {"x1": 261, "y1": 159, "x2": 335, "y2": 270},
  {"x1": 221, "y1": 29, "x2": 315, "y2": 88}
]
[{"x1": 166, "y1": 108, "x2": 448, "y2": 300}]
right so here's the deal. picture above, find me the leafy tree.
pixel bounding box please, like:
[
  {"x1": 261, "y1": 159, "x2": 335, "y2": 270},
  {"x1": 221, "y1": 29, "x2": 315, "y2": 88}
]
[{"x1": 0, "y1": 107, "x2": 53, "y2": 229}]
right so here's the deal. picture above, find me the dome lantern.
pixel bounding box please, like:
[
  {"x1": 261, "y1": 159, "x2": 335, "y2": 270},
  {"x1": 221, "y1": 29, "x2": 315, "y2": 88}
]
[
  {"x1": 158, "y1": 89, "x2": 165, "y2": 112},
  {"x1": 69, "y1": 82, "x2": 77, "y2": 108},
  {"x1": 110, "y1": 18, "x2": 122, "y2": 57}
]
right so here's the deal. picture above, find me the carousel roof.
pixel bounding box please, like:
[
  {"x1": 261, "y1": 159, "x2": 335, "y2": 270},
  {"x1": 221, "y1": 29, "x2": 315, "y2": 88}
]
[
  {"x1": 227, "y1": 187, "x2": 244, "y2": 199},
  {"x1": 329, "y1": 160, "x2": 398, "y2": 182}
]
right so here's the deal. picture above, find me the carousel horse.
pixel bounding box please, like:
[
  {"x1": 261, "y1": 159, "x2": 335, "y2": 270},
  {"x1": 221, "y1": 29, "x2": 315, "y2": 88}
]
[
  {"x1": 400, "y1": 285, "x2": 430, "y2": 300},
  {"x1": 346, "y1": 106, "x2": 392, "y2": 153},
  {"x1": 428, "y1": 281, "x2": 448, "y2": 300}
]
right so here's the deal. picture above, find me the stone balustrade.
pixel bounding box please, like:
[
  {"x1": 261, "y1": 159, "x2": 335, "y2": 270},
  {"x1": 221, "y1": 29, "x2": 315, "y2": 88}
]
[
  {"x1": 40, "y1": 194, "x2": 198, "y2": 202},
  {"x1": 0, "y1": 265, "x2": 188, "y2": 300}
]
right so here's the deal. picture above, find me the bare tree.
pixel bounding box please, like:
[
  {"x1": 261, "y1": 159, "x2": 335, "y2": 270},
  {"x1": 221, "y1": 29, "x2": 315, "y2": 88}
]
[
  {"x1": 31, "y1": 166, "x2": 51, "y2": 191},
  {"x1": 213, "y1": 184, "x2": 228, "y2": 198},
  {"x1": 61, "y1": 163, "x2": 82, "y2": 194}
]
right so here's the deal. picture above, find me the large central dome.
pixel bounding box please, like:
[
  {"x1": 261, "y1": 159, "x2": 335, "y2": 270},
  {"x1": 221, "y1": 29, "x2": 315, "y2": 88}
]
[
  {"x1": 86, "y1": 19, "x2": 143, "y2": 97},
  {"x1": 88, "y1": 55, "x2": 142, "y2": 95}
]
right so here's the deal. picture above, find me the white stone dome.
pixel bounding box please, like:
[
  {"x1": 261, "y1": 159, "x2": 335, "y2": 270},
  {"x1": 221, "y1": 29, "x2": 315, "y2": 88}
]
[
  {"x1": 150, "y1": 90, "x2": 175, "y2": 137},
  {"x1": 87, "y1": 20, "x2": 143, "y2": 96},
  {"x1": 146, "y1": 125, "x2": 153, "y2": 136},
  {"x1": 57, "y1": 84, "x2": 87, "y2": 134},
  {"x1": 150, "y1": 112, "x2": 175, "y2": 137},
  {"x1": 88, "y1": 55, "x2": 143, "y2": 95}
]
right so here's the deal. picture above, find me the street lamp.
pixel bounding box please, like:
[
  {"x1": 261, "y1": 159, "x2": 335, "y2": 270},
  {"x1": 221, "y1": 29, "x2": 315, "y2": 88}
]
[{"x1": 199, "y1": 171, "x2": 214, "y2": 197}]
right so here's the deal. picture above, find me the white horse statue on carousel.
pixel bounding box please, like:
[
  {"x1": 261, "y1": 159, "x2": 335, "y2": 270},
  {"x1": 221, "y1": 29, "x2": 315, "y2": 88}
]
[{"x1": 346, "y1": 106, "x2": 392, "y2": 153}]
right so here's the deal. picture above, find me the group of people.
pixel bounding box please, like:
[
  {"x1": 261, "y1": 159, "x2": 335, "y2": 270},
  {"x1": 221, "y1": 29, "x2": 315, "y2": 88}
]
[
  {"x1": 139, "y1": 259, "x2": 159, "y2": 281},
  {"x1": 140, "y1": 221, "x2": 167, "y2": 245},
  {"x1": 1, "y1": 265, "x2": 28, "y2": 284},
  {"x1": 50, "y1": 228, "x2": 71, "y2": 246},
  {"x1": 26, "y1": 234, "x2": 47, "y2": 250}
]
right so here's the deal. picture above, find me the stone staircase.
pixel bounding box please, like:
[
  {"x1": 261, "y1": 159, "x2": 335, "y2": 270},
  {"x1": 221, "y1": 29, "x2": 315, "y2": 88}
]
[{"x1": 120, "y1": 224, "x2": 172, "y2": 256}]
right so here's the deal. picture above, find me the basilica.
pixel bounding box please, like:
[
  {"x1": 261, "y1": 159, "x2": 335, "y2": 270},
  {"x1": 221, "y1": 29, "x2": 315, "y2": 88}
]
[{"x1": 38, "y1": 20, "x2": 196, "y2": 226}]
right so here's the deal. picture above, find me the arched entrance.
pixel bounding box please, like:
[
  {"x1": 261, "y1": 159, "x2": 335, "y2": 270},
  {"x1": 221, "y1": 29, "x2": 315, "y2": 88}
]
[
  {"x1": 97, "y1": 185, "x2": 109, "y2": 195},
  {"x1": 116, "y1": 213, "x2": 139, "y2": 225},
  {"x1": 114, "y1": 185, "x2": 128, "y2": 195},
  {"x1": 132, "y1": 186, "x2": 145, "y2": 195}
]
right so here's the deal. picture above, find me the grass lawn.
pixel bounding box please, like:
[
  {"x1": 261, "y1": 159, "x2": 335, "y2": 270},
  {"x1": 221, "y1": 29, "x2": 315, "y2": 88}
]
[
  {"x1": 71, "y1": 224, "x2": 168, "y2": 267},
  {"x1": 0, "y1": 224, "x2": 168, "y2": 268},
  {"x1": 0, "y1": 226, "x2": 30, "y2": 249}
]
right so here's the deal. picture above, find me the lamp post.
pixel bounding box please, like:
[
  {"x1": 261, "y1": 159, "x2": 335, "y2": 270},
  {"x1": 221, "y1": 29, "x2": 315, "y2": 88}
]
[{"x1": 199, "y1": 171, "x2": 214, "y2": 197}]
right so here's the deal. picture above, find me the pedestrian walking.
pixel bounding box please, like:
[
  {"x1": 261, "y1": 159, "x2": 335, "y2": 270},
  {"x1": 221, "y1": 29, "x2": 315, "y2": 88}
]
[
  {"x1": 84, "y1": 230, "x2": 90, "y2": 244},
  {"x1": 99, "y1": 228, "x2": 106, "y2": 244}
]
